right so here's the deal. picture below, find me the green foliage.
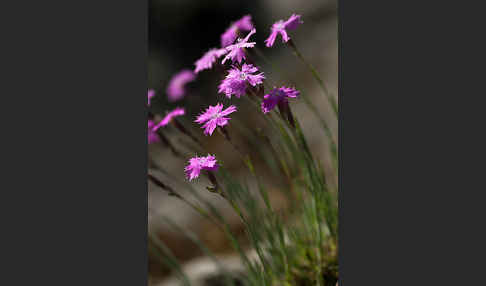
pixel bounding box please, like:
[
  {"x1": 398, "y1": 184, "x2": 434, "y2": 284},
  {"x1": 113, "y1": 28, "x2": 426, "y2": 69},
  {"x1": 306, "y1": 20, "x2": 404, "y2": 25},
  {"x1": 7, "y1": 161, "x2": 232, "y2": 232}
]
[{"x1": 149, "y1": 39, "x2": 338, "y2": 286}]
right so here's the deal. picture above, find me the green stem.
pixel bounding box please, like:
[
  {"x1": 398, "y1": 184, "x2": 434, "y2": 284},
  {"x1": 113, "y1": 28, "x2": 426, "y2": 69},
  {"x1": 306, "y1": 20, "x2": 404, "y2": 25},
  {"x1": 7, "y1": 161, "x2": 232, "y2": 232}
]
[
  {"x1": 218, "y1": 126, "x2": 249, "y2": 166},
  {"x1": 150, "y1": 169, "x2": 259, "y2": 276},
  {"x1": 148, "y1": 233, "x2": 191, "y2": 286},
  {"x1": 253, "y1": 46, "x2": 279, "y2": 72},
  {"x1": 148, "y1": 173, "x2": 210, "y2": 219},
  {"x1": 287, "y1": 39, "x2": 338, "y2": 117},
  {"x1": 251, "y1": 44, "x2": 338, "y2": 164},
  {"x1": 300, "y1": 94, "x2": 338, "y2": 170}
]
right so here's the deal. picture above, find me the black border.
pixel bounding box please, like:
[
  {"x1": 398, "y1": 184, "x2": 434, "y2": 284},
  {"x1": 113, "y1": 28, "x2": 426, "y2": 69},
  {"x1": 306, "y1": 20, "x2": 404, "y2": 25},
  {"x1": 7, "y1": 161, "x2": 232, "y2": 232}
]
[
  {"x1": 7, "y1": 0, "x2": 471, "y2": 284},
  {"x1": 4, "y1": 0, "x2": 148, "y2": 284}
]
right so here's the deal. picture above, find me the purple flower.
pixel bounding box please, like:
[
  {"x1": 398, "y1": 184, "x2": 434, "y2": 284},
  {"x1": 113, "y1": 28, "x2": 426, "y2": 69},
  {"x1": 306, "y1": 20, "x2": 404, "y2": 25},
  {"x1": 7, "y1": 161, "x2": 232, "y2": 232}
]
[
  {"x1": 148, "y1": 89, "x2": 155, "y2": 105},
  {"x1": 152, "y1": 107, "x2": 185, "y2": 131},
  {"x1": 166, "y1": 70, "x2": 196, "y2": 102},
  {"x1": 218, "y1": 64, "x2": 265, "y2": 98},
  {"x1": 148, "y1": 120, "x2": 160, "y2": 144},
  {"x1": 222, "y1": 29, "x2": 256, "y2": 65},
  {"x1": 265, "y1": 14, "x2": 303, "y2": 47},
  {"x1": 221, "y1": 15, "x2": 254, "y2": 47},
  {"x1": 195, "y1": 103, "x2": 237, "y2": 136},
  {"x1": 194, "y1": 48, "x2": 228, "y2": 73},
  {"x1": 261, "y1": 86, "x2": 300, "y2": 113},
  {"x1": 185, "y1": 154, "x2": 219, "y2": 181}
]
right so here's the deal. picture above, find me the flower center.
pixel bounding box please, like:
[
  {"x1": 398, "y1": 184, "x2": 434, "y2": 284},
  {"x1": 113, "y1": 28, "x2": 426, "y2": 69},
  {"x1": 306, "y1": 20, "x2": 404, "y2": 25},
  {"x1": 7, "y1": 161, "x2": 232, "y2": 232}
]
[
  {"x1": 210, "y1": 113, "x2": 221, "y2": 120},
  {"x1": 239, "y1": 72, "x2": 248, "y2": 80},
  {"x1": 273, "y1": 90, "x2": 286, "y2": 99}
]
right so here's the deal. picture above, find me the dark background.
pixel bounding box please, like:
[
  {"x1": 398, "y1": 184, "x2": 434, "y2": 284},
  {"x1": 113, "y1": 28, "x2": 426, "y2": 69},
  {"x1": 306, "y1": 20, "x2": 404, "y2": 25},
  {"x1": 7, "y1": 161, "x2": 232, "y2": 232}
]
[{"x1": 148, "y1": 0, "x2": 338, "y2": 114}]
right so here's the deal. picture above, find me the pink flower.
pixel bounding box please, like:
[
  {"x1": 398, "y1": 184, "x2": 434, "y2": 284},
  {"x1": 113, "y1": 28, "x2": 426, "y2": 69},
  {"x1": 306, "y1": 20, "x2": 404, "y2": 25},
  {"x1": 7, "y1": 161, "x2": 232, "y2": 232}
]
[
  {"x1": 148, "y1": 89, "x2": 155, "y2": 105},
  {"x1": 166, "y1": 70, "x2": 196, "y2": 102},
  {"x1": 195, "y1": 103, "x2": 237, "y2": 136},
  {"x1": 194, "y1": 48, "x2": 228, "y2": 73},
  {"x1": 222, "y1": 29, "x2": 256, "y2": 65},
  {"x1": 265, "y1": 14, "x2": 303, "y2": 47},
  {"x1": 221, "y1": 15, "x2": 254, "y2": 47},
  {"x1": 218, "y1": 64, "x2": 265, "y2": 98},
  {"x1": 184, "y1": 154, "x2": 219, "y2": 181},
  {"x1": 148, "y1": 120, "x2": 160, "y2": 144},
  {"x1": 261, "y1": 86, "x2": 300, "y2": 113},
  {"x1": 152, "y1": 107, "x2": 185, "y2": 131}
]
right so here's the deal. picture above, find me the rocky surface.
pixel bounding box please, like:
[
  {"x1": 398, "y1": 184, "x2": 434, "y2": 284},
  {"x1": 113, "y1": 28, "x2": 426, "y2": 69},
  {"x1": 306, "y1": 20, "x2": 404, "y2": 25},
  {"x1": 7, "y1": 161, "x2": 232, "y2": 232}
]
[{"x1": 156, "y1": 250, "x2": 258, "y2": 286}]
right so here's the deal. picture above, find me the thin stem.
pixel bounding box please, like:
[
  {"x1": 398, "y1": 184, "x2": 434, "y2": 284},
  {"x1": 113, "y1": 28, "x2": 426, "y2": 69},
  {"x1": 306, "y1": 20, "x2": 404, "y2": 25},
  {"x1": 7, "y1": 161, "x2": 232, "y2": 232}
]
[
  {"x1": 147, "y1": 173, "x2": 209, "y2": 219},
  {"x1": 287, "y1": 39, "x2": 338, "y2": 117},
  {"x1": 156, "y1": 129, "x2": 184, "y2": 159},
  {"x1": 253, "y1": 46, "x2": 277, "y2": 70},
  {"x1": 147, "y1": 173, "x2": 182, "y2": 199},
  {"x1": 300, "y1": 93, "x2": 339, "y2": 171},
  {"x1": 173, "y1": 118, "x2": 203, "y2": 146},
  {"x1": 217, "y1": 126, "x2": 248, "y2": 164},
  {"x1": 149, "y1": 168, "x2": 257, "y2": 275},
  {"x1": 301, "y1": 94, "x2": 337, "y2": 146},
  {"x1": 148, "y1": 235, "x2": 191, "y2": 286},
  {"x1": 251, "y1": 43, "x2": 338, "y2": 155}
]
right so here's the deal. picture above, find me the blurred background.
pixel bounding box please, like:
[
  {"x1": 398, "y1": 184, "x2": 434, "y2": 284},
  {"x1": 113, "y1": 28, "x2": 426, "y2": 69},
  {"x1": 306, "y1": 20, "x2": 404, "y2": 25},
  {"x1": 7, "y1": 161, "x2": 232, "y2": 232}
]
[{"x1": 148, "y1": 0, "x2": 337, "y2": 285}]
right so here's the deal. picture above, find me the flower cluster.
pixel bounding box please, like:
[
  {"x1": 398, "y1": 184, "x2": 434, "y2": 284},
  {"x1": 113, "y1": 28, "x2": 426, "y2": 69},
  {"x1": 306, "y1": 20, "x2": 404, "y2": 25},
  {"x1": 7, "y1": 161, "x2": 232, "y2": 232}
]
[
  {"x1": 221, "y1": 15, "x2": 254, "y2": 48},
  {"x1": 218, "y1": 64, "x2": 265, "y2": 98},
  {"x1": 184, "y1": 154, "x2": 219, "y2": 181},
  {"x1": 222, "y1": 29, "x2": 256, "y2": 64},
  {"x1": 152, "y1": 107, "x2": 185, "y2": 131},
  {"x1": 262, "y1": 86, "x2": 300, "y2": 113},
  {"x1": 265, "y1": 14, "x2": 303, "y2": 47},
  {"x1": 148, "y1": 89, "x2": 155, "y2": 106},
  {"x1": 166, "y1": 70, "x2": 196, "y2": 102},
  {"x1": 195, "y1": 103, "x2": 237, "y2": 136},
  {"x1": 194, "y1": 48, "x2": 227, "y2": 74},
  {"x1": 152, "y1": 13, "x2": 304, "y2": 181},
  {"x1": 148, "y1": 120, "x2": 159, "y2": 144}
]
